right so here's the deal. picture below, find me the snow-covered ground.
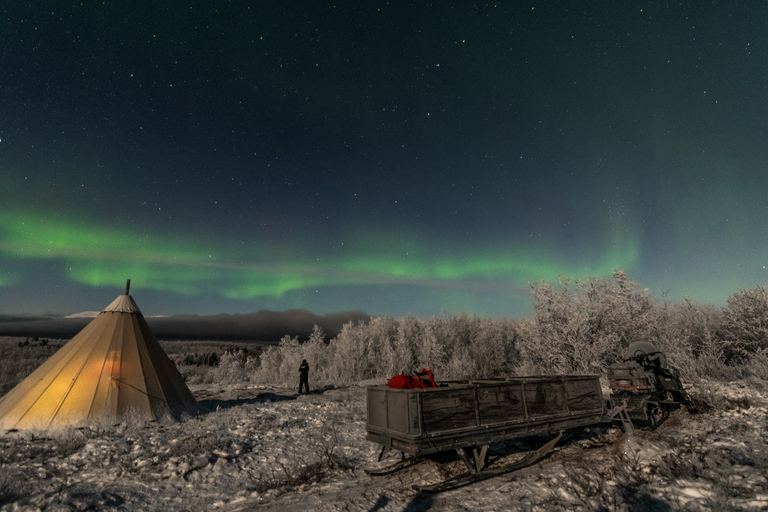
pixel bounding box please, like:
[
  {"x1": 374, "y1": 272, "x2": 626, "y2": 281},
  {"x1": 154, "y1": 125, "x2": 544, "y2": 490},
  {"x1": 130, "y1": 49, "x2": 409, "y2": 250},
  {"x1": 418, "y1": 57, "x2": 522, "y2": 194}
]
[{"x1": 1, "y1": 379, "x2": 767, "y2": 511}]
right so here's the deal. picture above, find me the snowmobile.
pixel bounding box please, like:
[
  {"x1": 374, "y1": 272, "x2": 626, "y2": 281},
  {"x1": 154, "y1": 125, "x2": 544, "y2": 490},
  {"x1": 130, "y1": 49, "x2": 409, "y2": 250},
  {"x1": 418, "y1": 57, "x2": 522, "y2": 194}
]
[{"x1": 607, "y1": 341, "x2": 698, "y2": 429}]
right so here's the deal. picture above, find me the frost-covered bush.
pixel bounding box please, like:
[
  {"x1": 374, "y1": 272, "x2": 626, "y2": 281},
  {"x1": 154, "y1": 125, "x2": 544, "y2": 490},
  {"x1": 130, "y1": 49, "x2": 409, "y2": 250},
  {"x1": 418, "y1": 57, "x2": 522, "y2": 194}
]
[
  {"x1": 719, "y1": 285, "x2": 768, "y2": 364},
  {"x1": 249, "y1": 314, "x2": 521, "y2": 385},
  {"x1": 324, "y1": 321, "x2": 371, "y2": 383},
  {"x1": 466, "y1": 317, "x2": 518, "y2": 378},
  {"x1": 210, "y1": 349, "x2": 258, "y2": 385},
  {"x1": 653, "y1": 297, "x2": 730, "y2": 381},
  {"x1": 511, "y1": 270, "x2": 762, "y2": 381},
  {"x1": 516, "y1": 271, "x2": 656, "y2": 375},
  {"x1": 653, "y1": 291, "x2": 768, "y2": 381},
  {"x1": 359, "y1": 316, "x2": 401, "y2": 379},
  {"x1": 415, "y1": 319, "x2": 448, "y2": 373},
  {"x1": 746, "y1": 348, "x2": 768, "y2": 384},
  {"x1": 255, "y1": 335, "x2": 300, "y2": 385},
  {"x1": 253, "y1": 326, "x2": 334, "y2": 386}
]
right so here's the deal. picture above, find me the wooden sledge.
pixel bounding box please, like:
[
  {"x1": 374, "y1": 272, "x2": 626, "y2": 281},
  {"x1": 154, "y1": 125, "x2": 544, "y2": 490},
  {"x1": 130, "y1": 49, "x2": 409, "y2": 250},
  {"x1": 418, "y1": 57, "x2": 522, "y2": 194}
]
[{"x1": 365, "y1": 375, "x2": 607, "y2": 492}]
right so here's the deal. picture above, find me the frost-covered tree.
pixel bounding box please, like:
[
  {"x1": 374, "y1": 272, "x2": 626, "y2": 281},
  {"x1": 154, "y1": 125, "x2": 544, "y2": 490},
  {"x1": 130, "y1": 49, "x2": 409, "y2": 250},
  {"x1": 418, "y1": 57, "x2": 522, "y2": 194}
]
[
  {"x1": 364, "y1": 316, "x2": 400, "y2": 379},
  {"x1": 721, "y1": 286, "x2": 768, "y2": 360},
  {"x1": 301, "y1": 325, "x2": 330, "y2": 382},
  {"x1": 517, "y1": 270, "x2": 656, "y2": 374},
  {"x1": 326, "y1": 321, "x2": 370, "y2": 382},
  {"x1": 468, "y1": 317, "x2": 518, "y2": 378},
  {"x1": 653, "y1": 296, "x2": 726, "y2": 379},
  {"x1": 416, "y1": 317, "x2": 448, "y2": 373}
]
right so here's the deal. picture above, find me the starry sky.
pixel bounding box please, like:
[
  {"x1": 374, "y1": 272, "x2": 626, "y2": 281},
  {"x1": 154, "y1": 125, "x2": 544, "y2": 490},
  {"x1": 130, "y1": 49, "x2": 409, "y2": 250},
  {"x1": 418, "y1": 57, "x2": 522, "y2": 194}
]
[{"x1": 1, "y1": 2, "x2": 767, "y2": 318}]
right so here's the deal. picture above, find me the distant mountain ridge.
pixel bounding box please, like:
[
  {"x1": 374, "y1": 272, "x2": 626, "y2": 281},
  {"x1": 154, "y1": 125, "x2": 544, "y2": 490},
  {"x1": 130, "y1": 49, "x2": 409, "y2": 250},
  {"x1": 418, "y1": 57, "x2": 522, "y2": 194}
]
[
  {"x1": 0, "y1": 309, "x2": 371, "y2": 341},
  {"x1": 64, "y1": 311, "x2": 100, "y2": 318}
]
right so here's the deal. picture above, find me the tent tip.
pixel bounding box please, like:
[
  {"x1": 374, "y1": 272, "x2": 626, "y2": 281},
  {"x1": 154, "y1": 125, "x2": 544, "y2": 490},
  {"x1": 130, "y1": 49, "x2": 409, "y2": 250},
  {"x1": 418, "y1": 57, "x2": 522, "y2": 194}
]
[{"x1": 125, "y1": 279, "x2": 131, "y2": 295}]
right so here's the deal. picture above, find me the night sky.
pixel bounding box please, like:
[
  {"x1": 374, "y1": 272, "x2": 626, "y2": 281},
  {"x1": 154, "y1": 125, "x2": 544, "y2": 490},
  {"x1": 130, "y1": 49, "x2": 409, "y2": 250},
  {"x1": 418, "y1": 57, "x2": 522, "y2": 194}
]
[{"x1": 2, "y1": 2, "x2": 767, "y2": 318}]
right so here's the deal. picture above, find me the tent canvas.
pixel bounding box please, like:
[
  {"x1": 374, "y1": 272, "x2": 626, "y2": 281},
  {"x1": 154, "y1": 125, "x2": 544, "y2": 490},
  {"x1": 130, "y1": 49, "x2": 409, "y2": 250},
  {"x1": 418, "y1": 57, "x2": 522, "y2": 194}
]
[{"x1": 0, "y1": 292, "x2": 199, "y2": 430}]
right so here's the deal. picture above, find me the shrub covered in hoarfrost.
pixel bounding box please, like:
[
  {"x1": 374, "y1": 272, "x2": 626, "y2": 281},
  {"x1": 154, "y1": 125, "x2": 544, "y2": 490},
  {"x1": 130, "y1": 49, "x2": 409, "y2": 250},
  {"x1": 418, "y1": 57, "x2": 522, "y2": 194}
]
[
  {"x1": 515, "y1": 271, "x2": 656, "y2": 375},
  {"x1": 251, "y1": 314, "x2": 519, "y2": 385}
]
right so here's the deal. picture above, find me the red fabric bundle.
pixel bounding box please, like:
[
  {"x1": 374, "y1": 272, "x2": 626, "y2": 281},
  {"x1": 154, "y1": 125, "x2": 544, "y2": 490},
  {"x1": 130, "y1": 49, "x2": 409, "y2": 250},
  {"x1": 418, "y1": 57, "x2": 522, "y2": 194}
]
[{"x1": 387, "y1": 368, "x2": 437, "y2": 389}]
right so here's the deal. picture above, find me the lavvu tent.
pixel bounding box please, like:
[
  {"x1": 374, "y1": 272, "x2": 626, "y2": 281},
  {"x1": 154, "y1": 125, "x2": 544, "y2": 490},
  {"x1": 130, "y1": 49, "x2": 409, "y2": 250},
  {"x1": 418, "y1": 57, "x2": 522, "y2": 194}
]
[{"x1": 0, "y1": 283, "x2": 199, "y2": 430}]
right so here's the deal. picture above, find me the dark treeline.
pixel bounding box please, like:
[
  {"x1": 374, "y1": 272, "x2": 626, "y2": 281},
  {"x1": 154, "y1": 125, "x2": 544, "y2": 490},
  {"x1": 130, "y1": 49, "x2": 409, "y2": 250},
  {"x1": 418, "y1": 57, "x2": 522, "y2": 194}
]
[{"x1": 251, "y1": 271, "x2": 768, "y2": 385}]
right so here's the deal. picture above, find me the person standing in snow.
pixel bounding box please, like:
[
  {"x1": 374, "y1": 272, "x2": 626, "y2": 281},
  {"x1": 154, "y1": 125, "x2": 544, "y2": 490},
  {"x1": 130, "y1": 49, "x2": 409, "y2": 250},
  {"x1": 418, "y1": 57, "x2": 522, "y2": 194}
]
[{"x1": 298, "y1": 359, "x2": 310, "y2": 394}]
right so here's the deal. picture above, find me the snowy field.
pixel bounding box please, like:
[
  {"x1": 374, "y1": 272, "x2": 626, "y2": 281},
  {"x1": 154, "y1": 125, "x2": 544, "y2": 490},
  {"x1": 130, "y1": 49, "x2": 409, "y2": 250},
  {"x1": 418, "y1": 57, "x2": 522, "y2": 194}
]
[{"x1": 2, "y1": 353, "x2": 768, "y2": 510}]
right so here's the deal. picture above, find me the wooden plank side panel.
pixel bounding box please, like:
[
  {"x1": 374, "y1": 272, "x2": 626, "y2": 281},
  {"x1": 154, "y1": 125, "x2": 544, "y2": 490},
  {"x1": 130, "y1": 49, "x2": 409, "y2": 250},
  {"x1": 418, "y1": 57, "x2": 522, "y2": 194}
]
[
  {"x1": 523, "y1": 381, "x2": 566, "y2": 417},
  {"x1": 564, "y1": 378, "x2": 603, "y2": 412},
  {"x1": 409, "y1": 393, "x2": 421, "y2": 434},
  {"x1": 421, "y1": 388, "x2": 477, "y2": 433},
  {"x1": 386, "y1": 390, "x2": 410, "y2": 434},
  {"x1": 409, "y1": 408, "x2": 606, "y2": 455},
  {"x1": 365, "y1": 376, "x2": 605, "y2": 454},
  {"x1": 477, "y1": 385, "x2": 525, "y2": 425},
  {"x1": 367, "y1": 388, "x2": 388, "y2": 429}
]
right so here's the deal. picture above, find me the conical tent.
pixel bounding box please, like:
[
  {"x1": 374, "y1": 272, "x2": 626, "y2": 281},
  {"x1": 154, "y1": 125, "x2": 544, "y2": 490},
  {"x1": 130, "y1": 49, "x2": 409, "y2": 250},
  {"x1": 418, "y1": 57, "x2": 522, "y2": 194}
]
[{"x1": 0, "y1": 292, "x2": 199, "y2": 430}]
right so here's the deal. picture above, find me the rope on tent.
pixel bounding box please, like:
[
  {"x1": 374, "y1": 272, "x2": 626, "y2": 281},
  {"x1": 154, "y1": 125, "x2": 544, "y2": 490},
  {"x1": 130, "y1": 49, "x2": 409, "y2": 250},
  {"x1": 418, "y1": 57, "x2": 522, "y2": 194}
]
[{"x1": 111, "y1": 378, "x2": 169, "y2": 404}]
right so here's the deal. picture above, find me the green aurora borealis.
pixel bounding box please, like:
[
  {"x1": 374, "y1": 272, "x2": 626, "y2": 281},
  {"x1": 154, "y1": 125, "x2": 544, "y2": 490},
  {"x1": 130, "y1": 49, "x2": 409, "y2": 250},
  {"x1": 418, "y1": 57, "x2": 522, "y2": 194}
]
[
  {"x1": 1, "y1": 2, "x2": 768, "y2": 317},
  {"x1": 0, "y1": 208, "x2": 639, "y2": 312}
]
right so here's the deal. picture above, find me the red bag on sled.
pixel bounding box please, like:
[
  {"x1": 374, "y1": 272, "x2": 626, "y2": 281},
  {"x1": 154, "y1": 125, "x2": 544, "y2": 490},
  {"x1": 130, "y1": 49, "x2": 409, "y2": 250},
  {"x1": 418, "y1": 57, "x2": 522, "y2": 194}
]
[{"x1": 387, "y1": 368, "x2": 437, "y2": 389}]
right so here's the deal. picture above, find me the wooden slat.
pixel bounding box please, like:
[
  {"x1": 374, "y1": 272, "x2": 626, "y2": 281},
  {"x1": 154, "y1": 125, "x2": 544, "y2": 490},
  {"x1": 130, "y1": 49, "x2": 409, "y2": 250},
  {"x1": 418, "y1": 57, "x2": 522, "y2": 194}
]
[
  {"x1": 564, "y1": 379, "x2": 602, "y2": 412},
  {"x1": 367, "y1": 388, "x2": 387, "y2": 428},
  {"x1": 386, "y1": 391, "x2": 409, "y2": 433},
  {"x1": 421, "y1": 389, "x2": 477, "y2": 432},
  {"x1": 477, "y1": 385, "x2": 525, "y2": 425},
  {"x1": 523, "y1": 381, "x2": 566, "y2": 417}
]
